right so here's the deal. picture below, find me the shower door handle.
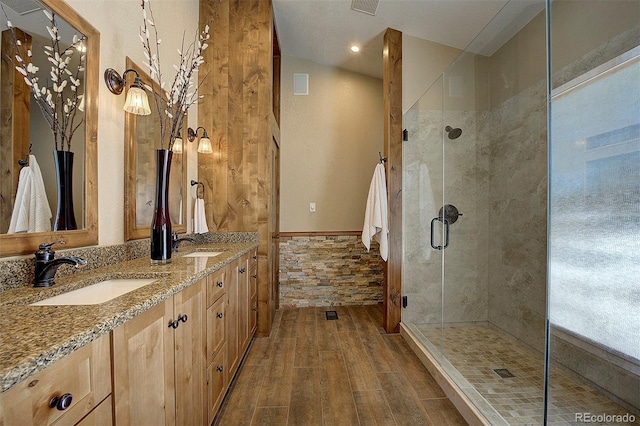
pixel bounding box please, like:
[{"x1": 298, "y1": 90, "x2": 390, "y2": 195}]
[{"x1": 430, "y1": 217, "x2": 450, "y2": 250}]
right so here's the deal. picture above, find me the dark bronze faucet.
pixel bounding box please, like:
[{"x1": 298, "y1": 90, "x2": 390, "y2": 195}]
[
  {"x1": 34, "y1": 242, "x2": 87, "y2": 287},
  {"x1": 172, "y1": 232, "x2": 196, "y2": 252}
]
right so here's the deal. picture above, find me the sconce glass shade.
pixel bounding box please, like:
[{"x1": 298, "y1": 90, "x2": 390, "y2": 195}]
[
  {"x1": 197, "y1": 137, "x2": 213, "y2": 154},
  {"x1": 173, "y1": 137, "x2": 183, "y2": 154},
  {"x1": 123, "y1": 85, "x2": 151, "y2": 115}
]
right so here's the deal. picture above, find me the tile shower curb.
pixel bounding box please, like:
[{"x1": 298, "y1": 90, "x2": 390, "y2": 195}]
[{"x1": 400, "y1": 322, "x2": 509, "y2": 426}]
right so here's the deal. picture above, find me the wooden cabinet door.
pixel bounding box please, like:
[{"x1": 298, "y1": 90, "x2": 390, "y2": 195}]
[
  {"x1": 207, "y1": 294, "x2": 226, "y2": 365},
  {"x1": 226, "y1": 261, "x2": 239, "y2": 376},
  {"x1": 112, "y1": 299, "x2": 176, "y2": 426},
  {"x1": 206, "y1": 346, "x2": 227, "y2": 425},
  {"x1": 238, "y1": 254, "x2": 250, "y2": 353},
  {"x1": 173, "y1": 279, "x2": 205, "y2": 426}
]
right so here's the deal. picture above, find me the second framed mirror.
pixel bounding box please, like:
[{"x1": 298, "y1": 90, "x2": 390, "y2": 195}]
[{"x1": 124, "y1": 57, "x2": 187, "y2": 241}]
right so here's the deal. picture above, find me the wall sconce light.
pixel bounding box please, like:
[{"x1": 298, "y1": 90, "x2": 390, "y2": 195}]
[
  {"x1": 173, "y1": 129, "x2": 184, "y2": 154},
  {"x1": 187, "y1": 126, "x2": 213, "y2": 154},
  {"x1": 104, "y1": 68, "x2": 151, "y2": 115}
]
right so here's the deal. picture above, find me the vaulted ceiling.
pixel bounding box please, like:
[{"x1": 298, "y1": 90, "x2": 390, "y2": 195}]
[{"x1": 273, "y1": 0, "x2": 544, "y2": 79}]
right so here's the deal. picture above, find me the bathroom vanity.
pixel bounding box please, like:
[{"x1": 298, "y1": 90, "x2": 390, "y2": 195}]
[{"x1": 0, "y1": 242, "x2": 258, "y2": 425}]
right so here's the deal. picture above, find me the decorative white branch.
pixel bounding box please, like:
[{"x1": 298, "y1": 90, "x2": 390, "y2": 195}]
[
  {"x1": 3, "y1": 6, "x2": 86, "y2": 151},
  {"x1": 138, "y1": 0, "x2": 209, "y2": 151}
]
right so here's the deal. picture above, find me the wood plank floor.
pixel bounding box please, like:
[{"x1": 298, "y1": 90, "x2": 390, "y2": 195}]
[{"x1": 215, "y1": 305, "x2": 467, "y2": 425}]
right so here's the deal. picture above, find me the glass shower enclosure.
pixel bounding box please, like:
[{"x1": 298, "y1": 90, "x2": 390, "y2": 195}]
[{"x1": 401, "y1": 0, "x2": 639, "y2": 424}]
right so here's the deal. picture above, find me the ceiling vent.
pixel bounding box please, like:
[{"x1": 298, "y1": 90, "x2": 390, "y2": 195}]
[
  {"x1": 351, "y1": 0, "x2": 379, "y2": 16},
  {"x1": 2, "y1": 0, "x2": 42, "y2": 15}
]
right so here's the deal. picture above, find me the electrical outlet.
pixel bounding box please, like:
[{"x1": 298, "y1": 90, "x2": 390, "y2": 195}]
[{"x1": 309, "y1": 202, "x2": 316, "y2": 213}]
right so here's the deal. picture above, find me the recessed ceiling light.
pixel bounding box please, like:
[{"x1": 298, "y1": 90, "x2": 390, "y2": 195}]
[{"x1": 350, "y1": 45, "x2": 360, "y2": 53}]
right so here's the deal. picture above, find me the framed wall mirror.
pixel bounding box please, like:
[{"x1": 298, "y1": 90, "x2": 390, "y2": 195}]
[
  {"x1": 0, "y1": 0, "x2": 98, "y2": 256},
  {"x1": 124, "y1": 57, "x2": 187, "y2": 241}
]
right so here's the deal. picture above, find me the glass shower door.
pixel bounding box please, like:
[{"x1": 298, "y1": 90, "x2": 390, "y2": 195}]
[{"x1": 402, "y1": 75, "x2": 445, "y2": 342}]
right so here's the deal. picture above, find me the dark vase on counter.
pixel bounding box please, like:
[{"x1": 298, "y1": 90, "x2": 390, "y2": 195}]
[
  {"x1": 53, "y1": 150, "x2": 77, "y2": 231},
  {"x1": 150, "y1": 148, "x2": 173, "y2": 264}
]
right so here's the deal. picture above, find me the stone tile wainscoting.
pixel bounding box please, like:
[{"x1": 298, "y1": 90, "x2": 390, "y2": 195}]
[{"x1": 279, "y1": 233, "x2": 385, "y2": 307}]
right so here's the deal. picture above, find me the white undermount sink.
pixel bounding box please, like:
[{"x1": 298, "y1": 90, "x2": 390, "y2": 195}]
[
  {"x1": 29, "y1": 279, "x2": 158, "y2": 306},
  {"x1": 182, "y1": 251, "x2": 224, "y2": 258}
]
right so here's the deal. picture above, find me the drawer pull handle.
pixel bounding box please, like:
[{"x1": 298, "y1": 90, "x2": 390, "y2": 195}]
[
  {"x1": 239, "y1": 268, "x2": 246, "y2": 274},
  {"x1": 169, "y1": 320, "x2": 180, "y2": 329},
  {"x1": 253, "y1": 255, "x2": 257, "y2": 259},
  {"x1": 178, "y1": 314, "x2": 188, "y2": 323},
  {"x1": 216, "y1": 312, "x2": 224, "y2": 319},
  {"x1": 49, "y1": 393, "x2": 73, "y2": 411},
  {"x1": 216, "y1": 281, "x2": 223, "y2": 288},
  {"x1": 216, "y1": 365, "x2": 224, "y2": 372}
]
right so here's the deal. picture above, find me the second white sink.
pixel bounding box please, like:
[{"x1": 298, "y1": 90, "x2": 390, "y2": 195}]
[
  {"x1": 30, "y1": 279, "x2": 158, "y2": 306},
  {"x1": 182, "y1": 251, "x2": 224, "y2": 258}
]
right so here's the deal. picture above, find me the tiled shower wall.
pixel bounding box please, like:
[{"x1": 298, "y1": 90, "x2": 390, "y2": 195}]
[{"x1": 279, "y1": 234, "x2": 384, "y2": 307}]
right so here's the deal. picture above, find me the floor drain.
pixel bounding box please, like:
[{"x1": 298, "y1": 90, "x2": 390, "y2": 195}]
[
  {"x1": 494, "y1": 368, "x2": 515, "y2": 378},
  {"x1": 325, "y1": 311, "x2": 338, "y2": 320}
]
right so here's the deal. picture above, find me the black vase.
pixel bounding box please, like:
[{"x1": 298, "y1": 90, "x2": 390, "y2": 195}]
[
  {"x1": 150, "y1": 149, "x2": 173, "y2": 264},
  {"x1": 53, "y1": 150, "x2": 77, "y2": 231}
]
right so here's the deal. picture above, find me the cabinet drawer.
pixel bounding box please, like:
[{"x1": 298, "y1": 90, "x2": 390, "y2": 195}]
[
  {"x1": 206, "y1": 347, "x2": 227, "y2": 425},
  {"x1": 250, "y1": 269, "x2": 257, "y2": 301},
  {"x1": 250, "y1": 295, "x2": 258, "y2": 336},
  {"x1": 207, "y1": 268, "x2": 226, "y2": 307},
  {"x1": 249, "y1": 249, "x2": 257, "y2": 271},
  {"x1": 207, "y1": 295, "x2": 226, "y2": 365},
  {"x1": 0, "y1": 334, "x2": 111, "y2": 426},
  {"x1": 76, "y1": 395, "x2": 112, "y2": 425}
]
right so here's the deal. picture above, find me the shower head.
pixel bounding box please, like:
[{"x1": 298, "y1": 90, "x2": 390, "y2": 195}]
[{"x1": 445, "y1": 125, "x2": 462, "y2": 140}]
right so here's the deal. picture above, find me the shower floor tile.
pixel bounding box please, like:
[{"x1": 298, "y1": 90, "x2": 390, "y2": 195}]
[{"x1": 415, "y1": 324, "x2": 638, "y2": 425}]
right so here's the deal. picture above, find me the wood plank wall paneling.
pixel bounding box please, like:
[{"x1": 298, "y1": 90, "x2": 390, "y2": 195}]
[
  {"x1": 199, "y1": 0, "x2": 277, "y2": 337},
  {"x1": 257, "y1": 0, "x2": 276, "y2": 336},
  {"x1": 383, "y1": 28, "x2": 402, "y2": 333},
  {"x1": 199, "y1": 0, "x2": 229, "y2": 232},
  {"x1": 1, "y1": 29, "x2": 31, "y2": 234},
  {"x1": 228, "y1": 0, "x2": 245, "y2": 231}
]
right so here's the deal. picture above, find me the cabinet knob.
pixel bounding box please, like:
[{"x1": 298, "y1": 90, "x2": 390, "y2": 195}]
[
  {"x1": 252, "y1": 255, "x2": 257, "y2": 260},
  {"x1": 252, "y1": 307, "x2": 257, "y2": 312},
  {"x1": 239, "y1": 268, "x2": 246, "y2": 274},
  {"x1": 216, "y1": 365, "x2": 224, "y2": 372},
  {"x1": 178, "y1": 314, "x2": 188, "y2": 323},
  {"x1": 216, "y1": 312, "x2": 223, "y2": 319},
  {"x1": 49, "y1": 393, "x2": 73, "y2": 411},
  {"x1": 169, "y1": 320, "x2": 180, "y2": 329},
  {"x1": 216, "y1": 281, "x2": 223, "y2": 288},
  {"x1": 252, "y1": 274, "x2": 257, "y2": 279}
]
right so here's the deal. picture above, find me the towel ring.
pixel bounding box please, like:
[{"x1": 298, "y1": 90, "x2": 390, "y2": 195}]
[{"x1": 191, "y1": 180, "x2": 205, "y2": 199}]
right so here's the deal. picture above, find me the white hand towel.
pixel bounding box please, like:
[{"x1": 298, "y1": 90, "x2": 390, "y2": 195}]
[
  {"x1": 29, "y1": 155, "x2": 52, "y2": 232},
  {"x1": 362, "y1": 163, "x2": 389, "y2": 261},
  {"x1": 8, "y1": 155, "x2": 52, "y2": 233},
  {"x1": 8, "y1": 167, "x2": 31, "y2": 233},
  {"x1": 194, "y1": 198, "x2": 209, "y2": 234}
]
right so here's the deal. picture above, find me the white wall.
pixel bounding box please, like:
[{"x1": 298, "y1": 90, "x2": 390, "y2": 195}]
[
  {"x1": 280, "y1": 55, "x2": 384, "y2": 232},
  {"x1": 66, "y1": 0, "x2": 200, "y2": 246}
]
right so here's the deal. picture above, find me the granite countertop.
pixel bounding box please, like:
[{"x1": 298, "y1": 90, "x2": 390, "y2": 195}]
[{"x1": 0, "y1": 242, "x2": 257, "y2": 393}]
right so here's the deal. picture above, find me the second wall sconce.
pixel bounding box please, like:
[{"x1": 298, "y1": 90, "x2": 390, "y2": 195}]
[
  {"x1": 188, "y1": 126, "x2": 213, "y2": 154},
  {"x1": 104, "y1": 68, "x2": 151, "y2": 116},
  {"x1": 173, "y1": 126, "x2": 213, "y2": 154}
]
